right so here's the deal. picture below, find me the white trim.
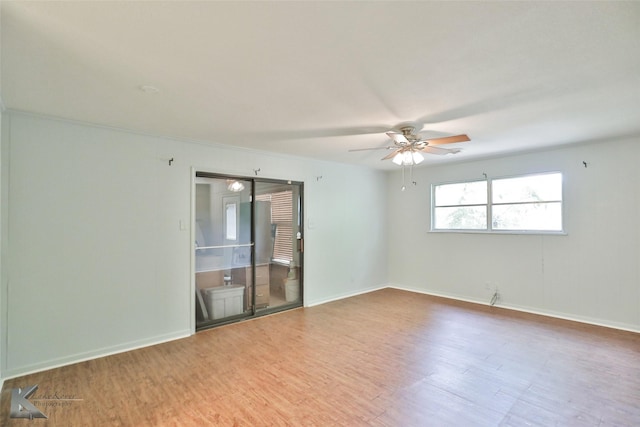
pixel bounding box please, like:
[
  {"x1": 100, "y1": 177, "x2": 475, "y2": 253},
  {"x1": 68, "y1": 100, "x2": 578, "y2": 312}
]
[
  {"x1": 499, "y1": 301, "x2": 640, "y2": 334},
  {"x1": 389, "y1": 284, "x2": 488, "y2": 306},
  {"x1": 3, "y1": 285, "x2": 638, "y2": 380},
  {"x1": 304, "y1": 284, "x2": 387, "y2": 308},
  {"x1": 308, "y1": 284, "x2": 639, "y2": 333},
  {"x1": 387, "y1": 285, "x2": 640, "y2": 334},
  {"x1": 189, "y1": 167, "x2": 197, "y2": 335},
  {"x1": 428, "y1": 229, "x2": 568, "y2": 236},
  {"x1": 1, "y1": 330, "x2": 190, "y2": 381},
  {"x1": 0, "y1": 114, "x2": 10, "y2": 381}
]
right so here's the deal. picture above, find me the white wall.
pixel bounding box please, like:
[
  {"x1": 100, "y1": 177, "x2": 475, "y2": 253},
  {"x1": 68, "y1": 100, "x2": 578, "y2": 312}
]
[
  {"x1": 7, "y1": 111, "x2": 636, "y2": 379},
  {"x1": 388, "y1": 138, "x2": 640, "y2": 332},
  {"x1": 0, "y1": 112, "x2": 388, "y2": 377}
]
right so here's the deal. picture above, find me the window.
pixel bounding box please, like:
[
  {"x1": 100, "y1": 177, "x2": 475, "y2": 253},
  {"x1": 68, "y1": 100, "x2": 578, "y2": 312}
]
[
  {"x1": 432, "y1": 172, "x2": 563, "y2": 233},
  {"x1": 433, "y1": 180, "x2": 488, "y2": 230},
  {"x1": 224, "y1": 200, "x2": 237, "y2": 240},
  {"x1": 491, "y1": 173, "x2": 563, "y2": 231}
]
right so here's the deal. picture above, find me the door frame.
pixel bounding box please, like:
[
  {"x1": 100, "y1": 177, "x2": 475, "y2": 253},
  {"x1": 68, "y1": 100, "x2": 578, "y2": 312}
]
[{"x1": 190, "y1": 169, "x2": 304, "y2": 333}]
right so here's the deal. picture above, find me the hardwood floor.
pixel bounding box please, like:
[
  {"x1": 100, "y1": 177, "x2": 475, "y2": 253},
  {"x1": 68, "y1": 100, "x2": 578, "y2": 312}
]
[{"x1": 2, "y1": 288, "x2": 639, "y2": 426}]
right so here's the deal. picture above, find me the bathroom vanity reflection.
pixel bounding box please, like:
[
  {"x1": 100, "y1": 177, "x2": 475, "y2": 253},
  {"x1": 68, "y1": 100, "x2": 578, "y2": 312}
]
[{"x1": 195, "y1": 262, "x2": 270, "y2": 317}]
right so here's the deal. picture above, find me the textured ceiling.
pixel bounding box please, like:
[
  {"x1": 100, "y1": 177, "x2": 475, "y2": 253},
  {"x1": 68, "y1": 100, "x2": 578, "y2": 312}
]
[{"x1": 2, "y1": 1, "x2": 639, "y2": 170}]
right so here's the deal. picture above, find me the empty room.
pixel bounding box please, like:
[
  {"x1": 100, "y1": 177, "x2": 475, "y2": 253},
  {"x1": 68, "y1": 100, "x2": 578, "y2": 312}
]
[{"x1": 1, "y1": 1, "x2": 639, "y2": 426}]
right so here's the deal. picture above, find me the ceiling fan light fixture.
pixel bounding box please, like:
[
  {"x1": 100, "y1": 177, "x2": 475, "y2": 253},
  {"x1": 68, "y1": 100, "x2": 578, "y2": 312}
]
[
  {"x1": 392, "y1": 150, "x2": 424, "y2": 166},
  {"x1": 412, "y1": 151, "x2": 424, "y2": 164},
  {"x1": 392, "y1": 152, "x2": 405, "y2": 165},
  {"x1": 348, "y1": 121, "x2": 470, "y2": 165}
]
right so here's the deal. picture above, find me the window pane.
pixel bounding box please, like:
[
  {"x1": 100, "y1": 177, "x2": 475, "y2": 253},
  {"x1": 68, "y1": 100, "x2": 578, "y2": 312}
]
[
  {"x1": 492, "y1": 173, "x2": 562, "y2": 204},
  {"x1": 434, "y1": 181, "x2": 487, "y2": 206},
  {"x1": 225, "y1": 202, "x2": 237, "y2": 240},
  {"x1": 434, "y1": 206, "x2": 487, "y2": 230},
  {"x1": 492, "y1": 202, "x2": 562, "y2": 231}
]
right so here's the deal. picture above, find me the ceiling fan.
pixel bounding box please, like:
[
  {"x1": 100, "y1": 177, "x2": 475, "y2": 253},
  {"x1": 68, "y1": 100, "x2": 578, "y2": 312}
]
[{"x1": 349, "y1": 122, "x2": 470, "y2": 166}]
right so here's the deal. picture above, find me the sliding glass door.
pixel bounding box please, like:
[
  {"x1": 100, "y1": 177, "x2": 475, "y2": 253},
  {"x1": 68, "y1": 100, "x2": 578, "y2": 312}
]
[
  {"x1": 254, "y1": 181, "x2": 303, "y2": 312},
  {"x1": 194, "y1": 173, "x2": 303, "y2": 330}
]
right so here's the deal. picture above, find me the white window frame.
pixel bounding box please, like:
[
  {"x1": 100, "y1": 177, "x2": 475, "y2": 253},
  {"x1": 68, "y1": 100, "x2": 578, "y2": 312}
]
[{"x1": 431, "y1": 172, "x2": 566, "y2": 235}]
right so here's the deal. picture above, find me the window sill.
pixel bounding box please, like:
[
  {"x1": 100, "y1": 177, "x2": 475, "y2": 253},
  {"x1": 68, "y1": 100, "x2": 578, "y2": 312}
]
[{"x1": 429, "y1": 229, "x2": 567, "y2": 236}]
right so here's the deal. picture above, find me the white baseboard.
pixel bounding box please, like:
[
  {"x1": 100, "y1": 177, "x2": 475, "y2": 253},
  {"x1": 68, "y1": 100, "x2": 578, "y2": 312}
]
[
  {"x1": 3, "y1": 285, "x2": 637, "y2": 382},
  {"x1": 305, "y1": 284, "x2": 387, "y2": 308},
  {"x1": 388, "y1": 284, "x2": 640, "y2": 334},
  {"x1": 2, "y1": 329, "x2": 191, "y2": 381},
  {"x1": 389, "y1": 284, "x2": 490, "y2": 307},
  {"x1": 497, "y1": 302, "x2": 640, "y2": 334}
]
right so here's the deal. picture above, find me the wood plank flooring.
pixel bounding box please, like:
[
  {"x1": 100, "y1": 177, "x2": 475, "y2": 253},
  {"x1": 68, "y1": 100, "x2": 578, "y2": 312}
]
[{"x1": 1, "y1": 288, "x2": 639, "y2": 426}]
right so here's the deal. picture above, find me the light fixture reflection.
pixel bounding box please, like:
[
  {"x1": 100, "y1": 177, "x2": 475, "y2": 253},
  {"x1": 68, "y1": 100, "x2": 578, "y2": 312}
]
[{"x1": 227, "y1": 181, "x2": 245, "y2": 192}]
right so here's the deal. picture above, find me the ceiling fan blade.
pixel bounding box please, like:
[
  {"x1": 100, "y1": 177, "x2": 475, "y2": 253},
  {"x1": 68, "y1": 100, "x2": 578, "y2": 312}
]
[
  {"x1": 248, "y1": 125, "x2": 391, "y2": 141},
  {"x1": 348, "y1": 146, "x2": 395, "y2": 152},
  {"x1": 425, "y1": 134, "x2": 470, "y2": 145},
  {"x1": 382, "y1": 148, "x2": 402, "y2": 161},
  {"x1": 416, "y1": 130, "x2": 453, "y2": 140},
  {"x1": 421, "y1": 146, "x2": 461, "y2": 155},
  {"x1": 386, "y1": 131, "x2": 409, "y2": 144}
]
